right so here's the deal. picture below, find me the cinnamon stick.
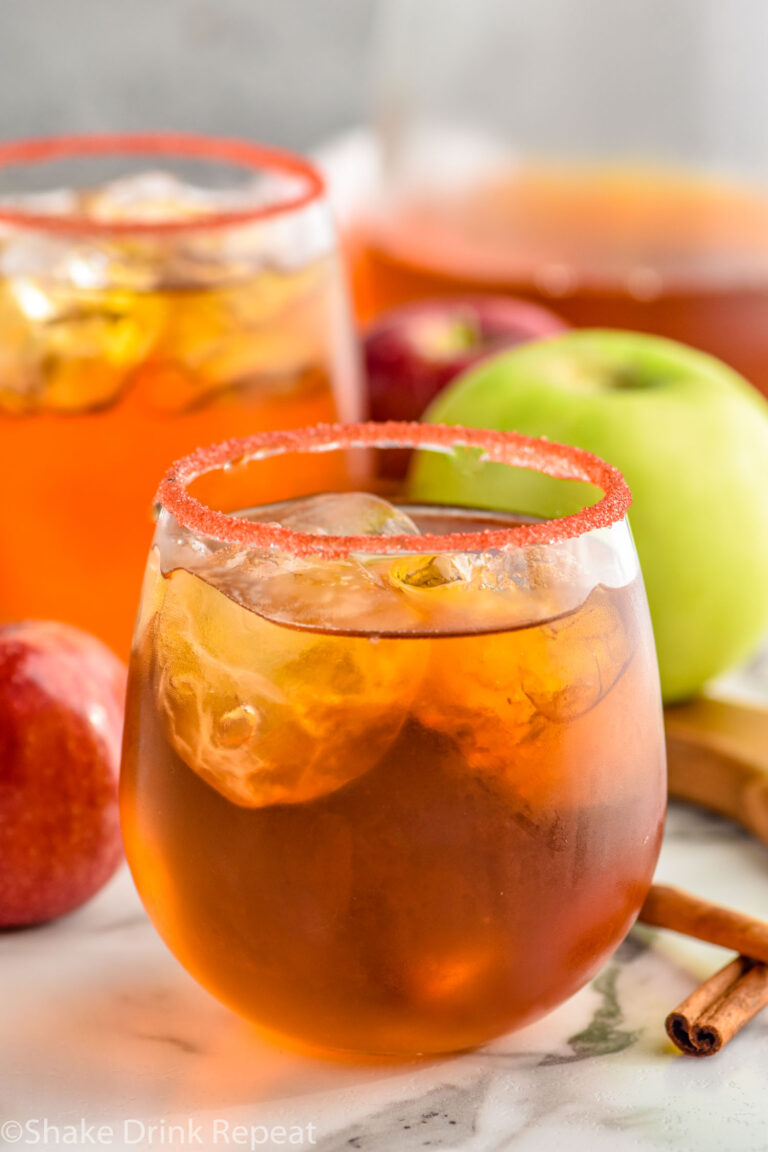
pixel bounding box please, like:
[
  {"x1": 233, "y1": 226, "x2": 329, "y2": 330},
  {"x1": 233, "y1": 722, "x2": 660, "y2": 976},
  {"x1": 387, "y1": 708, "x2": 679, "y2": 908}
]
[
  {"x1": 665, "y1": 956, "x2": 768, "y2": 1057},
  {"x1": 639, "y1": 885, "x2": 768, "y2": 965},
  {"x1": 637, "y1": 884, "x2": 768, "y2": 1055}
]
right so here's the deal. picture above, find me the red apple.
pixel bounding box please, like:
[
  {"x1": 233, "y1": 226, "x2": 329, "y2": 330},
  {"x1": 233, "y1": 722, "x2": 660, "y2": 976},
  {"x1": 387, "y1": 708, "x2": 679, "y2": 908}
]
[
  {"x1": 0, "y1": 621, "x2": 127, "y2": 927},
  {"x1": 365, "y1": 296, "x2": 568, "y2": 425}
]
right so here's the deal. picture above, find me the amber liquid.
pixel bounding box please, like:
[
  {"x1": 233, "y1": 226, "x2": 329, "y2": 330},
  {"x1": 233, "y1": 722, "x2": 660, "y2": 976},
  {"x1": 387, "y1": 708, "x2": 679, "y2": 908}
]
[
  {"x1": 121, "y1": 509, "x2": 665, "y2": 1056},
  {"x1": 0, "y1": 254, "x2": 355, "y2": 655},
  {"x1": 354, "y1": 166, "x2": 768, "y2": 397}
]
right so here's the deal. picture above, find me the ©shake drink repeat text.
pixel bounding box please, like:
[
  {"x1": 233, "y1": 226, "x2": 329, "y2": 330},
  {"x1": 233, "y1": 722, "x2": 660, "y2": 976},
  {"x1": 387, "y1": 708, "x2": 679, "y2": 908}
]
[{"x1": 1, "y1": 1117, "x2": 318, "y2": 1148}]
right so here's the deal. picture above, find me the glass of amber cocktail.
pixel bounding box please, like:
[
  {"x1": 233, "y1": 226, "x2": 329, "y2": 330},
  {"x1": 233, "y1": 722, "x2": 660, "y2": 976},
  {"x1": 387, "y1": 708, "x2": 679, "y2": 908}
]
[
  {"x1": 0, "y1": 135, "x2": 359, "y2": 654},
  {"x1": 120, "y1": 422, "x2": 666, "y2": 1057}
]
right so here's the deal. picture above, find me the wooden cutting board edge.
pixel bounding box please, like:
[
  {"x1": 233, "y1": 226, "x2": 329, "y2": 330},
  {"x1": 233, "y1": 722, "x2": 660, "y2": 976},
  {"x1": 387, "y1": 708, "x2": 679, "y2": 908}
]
[{"x1": 665, "y1": 696, "x2": 768, "y2": 848}]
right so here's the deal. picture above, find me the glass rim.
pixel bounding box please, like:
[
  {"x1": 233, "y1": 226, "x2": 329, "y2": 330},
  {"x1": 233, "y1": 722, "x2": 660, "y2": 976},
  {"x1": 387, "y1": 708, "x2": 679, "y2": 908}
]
[
  {"x1": 0, "y1": 132, "x2": 325, "y2": 235},
  {"x1": 156, "y1": 421, "x2": 632, "y2": 557}
]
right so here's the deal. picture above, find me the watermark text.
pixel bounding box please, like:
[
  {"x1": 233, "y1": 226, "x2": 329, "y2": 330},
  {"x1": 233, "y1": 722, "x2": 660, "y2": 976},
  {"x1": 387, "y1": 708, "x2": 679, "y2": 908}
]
[{"x1": 0, "y1": 1118, "x2": 317, "y2": 1148}]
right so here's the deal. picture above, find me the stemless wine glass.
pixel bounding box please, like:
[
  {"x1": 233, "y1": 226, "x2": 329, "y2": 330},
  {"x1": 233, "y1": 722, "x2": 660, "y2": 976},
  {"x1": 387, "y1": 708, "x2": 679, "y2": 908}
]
[
  {"x1": 354, "y1": 0, "x2": 768, "y2": 395},
  {"x1": 120, "y1": 421, "x2": 666, "y2": 1058},
  {"x1": 0, "y1": 134, "x2": 360, "y2": 655}
]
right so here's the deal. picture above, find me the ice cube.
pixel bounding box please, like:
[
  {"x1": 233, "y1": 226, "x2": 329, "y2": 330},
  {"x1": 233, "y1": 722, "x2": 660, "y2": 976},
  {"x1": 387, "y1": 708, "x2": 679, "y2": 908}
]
[
  {"x1": 411, "y1": 586, "x2": 633, "y2": 811},
  {"x1": 0, "y1": 187, "x2": 79, "y2": 229},
  {"x1": 79, "y1": 171, "x2": 220, "y2": 225},
  {"x1": 266, "y1": 491, "x2": 421, "y2": 537},
  {"x1": 203, "y1": 496, "x2": 424, "y2": 634},
  {"x1": 386, "y1": 548, "x2": 570, "y2": 635},
  {"x1": 137, "y1": 261, "x2": 328, "y2": 413},
  {"x1": 76, "y1": 169, "x2": 305, "y2": 224},
  {"x1": 152, "y1": 567, "x2": 428, "y2": 807},
  {"x1": 0, "y1": 282, "x2": 40, "y2": 411},
  {"x1": 520, "y1": 591, "x2": 631, "y2": 722},
  {"x1": 388, "y1": 553, "x2": 467, "y2": 588},
  {"x1": 75, "y1": 169, "x2": 336, "y2": 279},
  {"x1": 0, "y1": 276, "x2": 163, "y2": 414},
  {"x1": 152, "y1": 499, "x2": 426, "y2": 638}
]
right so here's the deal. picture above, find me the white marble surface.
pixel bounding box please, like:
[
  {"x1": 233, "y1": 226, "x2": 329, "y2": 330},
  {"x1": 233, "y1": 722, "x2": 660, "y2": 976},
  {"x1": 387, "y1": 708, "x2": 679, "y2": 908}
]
[{"x1": 3, "y1": 676, "x2": 768, "y2": 1152}]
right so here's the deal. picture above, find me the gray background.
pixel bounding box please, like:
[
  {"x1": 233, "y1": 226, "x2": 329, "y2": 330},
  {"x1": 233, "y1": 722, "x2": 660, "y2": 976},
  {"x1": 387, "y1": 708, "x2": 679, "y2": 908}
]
[
  {"x1": 0, "y1": 0, "x2": 379, "y2": 150},
  {"x1": 0, "y1": 0, "x2": 766, "y2": 176}
]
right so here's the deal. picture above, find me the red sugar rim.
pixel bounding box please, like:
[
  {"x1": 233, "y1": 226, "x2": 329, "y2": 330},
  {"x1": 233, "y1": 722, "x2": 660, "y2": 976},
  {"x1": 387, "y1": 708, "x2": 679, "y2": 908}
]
[
  {"x1": 157, "y1": 422, "x2": 632, "y2": 557},
  {"x1": 0, "y1": 133, "x2": 324, "y2": 235}
]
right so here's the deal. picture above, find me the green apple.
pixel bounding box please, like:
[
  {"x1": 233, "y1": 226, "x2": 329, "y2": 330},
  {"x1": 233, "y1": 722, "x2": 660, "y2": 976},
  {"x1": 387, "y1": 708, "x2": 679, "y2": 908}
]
[{"x1": 410, "y1": 329, "x2": 768, "y2": 702}]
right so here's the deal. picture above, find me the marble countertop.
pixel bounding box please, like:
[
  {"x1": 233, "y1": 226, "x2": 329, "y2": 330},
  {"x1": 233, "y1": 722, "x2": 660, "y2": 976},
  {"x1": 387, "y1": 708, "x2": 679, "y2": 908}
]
[{"x1": 3, "y1": 665, "x2": 768, "y2": 1152}]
